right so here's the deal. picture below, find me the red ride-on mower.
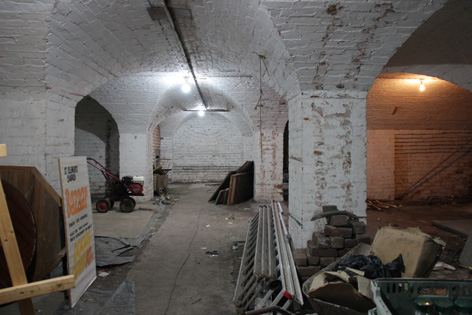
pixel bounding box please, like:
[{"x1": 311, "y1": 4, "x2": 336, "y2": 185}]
[{"x1": 87, "y1": 158, "x2": 144, "y2": 213}]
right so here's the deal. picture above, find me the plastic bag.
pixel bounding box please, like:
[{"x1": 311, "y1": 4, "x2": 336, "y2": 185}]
[{"x1": 334, "y1": 254, "x2": 404, "y2": 279}]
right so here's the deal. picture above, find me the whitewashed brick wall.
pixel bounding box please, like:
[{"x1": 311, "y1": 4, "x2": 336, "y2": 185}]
[
  {"x1": 289, "y1": 91, "x2": 367, "y2": 248},
  {"x1": 253, "y1": 129, "x2": 284, "y2": 202},
  {"x1": 0, "y1": 1, "x2": 53, "y2": 174},
  {"x1": 75, "y1": 97, "x2": 119, "y2": 201},
  {"x1": 170, "y1": 113, "x2": 249, "y2": 182}
]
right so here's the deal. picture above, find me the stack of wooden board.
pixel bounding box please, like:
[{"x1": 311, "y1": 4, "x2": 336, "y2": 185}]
[{"x1": 209, "y1": 161, "x2": 254, "y2": 205}]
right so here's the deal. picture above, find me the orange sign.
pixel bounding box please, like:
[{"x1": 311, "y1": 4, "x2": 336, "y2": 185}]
[{"x1": 59, "y1": 156, "x2": 96, "y2": 308}]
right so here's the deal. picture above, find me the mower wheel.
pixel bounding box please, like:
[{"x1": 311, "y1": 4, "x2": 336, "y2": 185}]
[
  {"x1": 96, "y1": 199, "x2": 111, "y2": 213},
  {"x1": 107, "y1": 199, "x2": 115, "y2": 209},
  {"x1": 120, "y1": 197, "x2": 136, "y2": 213}
]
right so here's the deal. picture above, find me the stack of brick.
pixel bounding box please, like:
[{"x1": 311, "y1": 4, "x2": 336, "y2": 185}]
[{"x1": 293, "y1": 214, "x2": 371, "y2": 281}]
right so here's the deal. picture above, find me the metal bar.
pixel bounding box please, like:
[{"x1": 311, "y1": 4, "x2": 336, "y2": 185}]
[
  {"x1": 253, "y1": 207, "x2": 263, "y2": 278},
  {"x1": 277, "y1": 202, "x2": 304, "y2": 305},
  {"x1": 162, "y1": 1, "x2": 209, "y2": 109},
  {"x1": 272, "y1": 201, "x2": 295, "y2": 300},
  {"x1": 271, "y1": 202, "x2": 289, "y2": 297},
  {"x1": 243, "y1": 279, "x2": 265, "y2": 311},
  {"x1": 261, "y1": 205, "x2": 268, "y2": 278},
  {"x1": 270, "y1": 290, "x2": 285, "y2": 308},
  {"x1": 234, "y1": 214, "x2": 259, "y2": 301},
  {"x1": 266, "y1": 208, "x2": 277, "y2": 279},
  {"x1": 278, "y1": 299, "x2": 294, "y2": 315},
  {"x1": 244, "y1": 305, "x2": 295, "y2": 315},
  {"x1": 257, "y1": 288, "x2": 275, "y2": 308},
  {"x1": 236, "y1": 276, "x2": 256, "y2": 307},
  {"x1": 241, "y1": 278, "x2": 260, "y2": 310}
]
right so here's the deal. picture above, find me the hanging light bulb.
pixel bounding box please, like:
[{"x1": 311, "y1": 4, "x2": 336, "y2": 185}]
[
  {"x1": 198, "y1": 110, "x2": 205, "y2": 117},
  {"x1": 419, "y1": 80, "x2": 425, "y2": 92},
  {"x1": 181, "y1": 80, "x2": 191, "y2": 93}
]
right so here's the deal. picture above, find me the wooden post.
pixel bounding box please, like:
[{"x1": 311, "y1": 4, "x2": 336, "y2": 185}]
[
  {"x1": 0, "y1": 180, "x2": 35, "y2": 314},
  {"x1": 0, "y1": 144, "x2": 6, "y2": 157},
  {"x1": 0, "y1": 144, "x2": 34, "y2": 313}
]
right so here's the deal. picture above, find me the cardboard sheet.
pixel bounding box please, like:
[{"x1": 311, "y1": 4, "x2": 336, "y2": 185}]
[
  {"x1": 307, "y1": 271, "x2": 375, "y2": 313},
  {"x1": 370, "y1": 227, "x2": 445, "y2": 278}
]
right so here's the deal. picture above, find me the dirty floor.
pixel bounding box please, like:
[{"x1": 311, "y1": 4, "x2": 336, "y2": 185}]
[{"x1": 1, "y1": 184, "x2": 471, "y2": 314}]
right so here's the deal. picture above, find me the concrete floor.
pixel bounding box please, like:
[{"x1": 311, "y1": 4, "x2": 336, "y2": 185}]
[
  {"x1": 1, "y1": 183, "x2": 471, "y2": 314},
  {"x1": 127, "y1": 183, "x2": 256, "y2": 315}
]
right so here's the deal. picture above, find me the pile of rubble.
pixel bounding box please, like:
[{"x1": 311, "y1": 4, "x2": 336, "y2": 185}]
[{"x1": 293, "y1": 207, "x2": 372, "y2": 281}]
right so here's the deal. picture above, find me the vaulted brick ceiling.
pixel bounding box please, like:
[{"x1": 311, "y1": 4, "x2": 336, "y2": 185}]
[{"x1": 48, "y1": 0, "x2": 472, "y2": 131}]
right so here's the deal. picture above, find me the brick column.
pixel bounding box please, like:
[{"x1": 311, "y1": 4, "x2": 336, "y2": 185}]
[
  {"x1": 253, "y1": 128, "x2": 284, "y2": 202},
  {"x1": 288, "y1": 91, "x2": 367, "y2": 248}
]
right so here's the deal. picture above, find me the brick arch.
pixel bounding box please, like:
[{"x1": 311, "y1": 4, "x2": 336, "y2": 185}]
[
  {"x1": 151, "y1": 81, "x2": 255, "y2": 133},
  {"x1": 74, "y1": 96, "x2": 120, "y2": 200},
  {"x1": 158, "y1": 111, "x2": 253, "y2": 182},
  {"x1": 263, "y1": 0, "x2": 447, "y2": 93},
  {"x1": 383, "y1": 65, "x2": 472, "y2": 93}
]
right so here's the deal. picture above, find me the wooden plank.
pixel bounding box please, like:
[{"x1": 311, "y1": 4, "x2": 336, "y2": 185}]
[
  {"x1": 22, "y1": 171, "x2": 31, "y2": 201},
  {"x1": 0, "y1": 166, "x2": 64, "y2": 287},
  {"x1": 33, "y1": 185, "x2": 45, "y2": 280},
  {"x1": 12, "y1": 171, "x2": 20, "y2": 191},
  {"x1": 30, "y1": 168, "x2": 61, "y2": 204},
  {"x1": 208, "y1": 170, "x2": 236, "y2": 202},
  {"x1": 222, "y1": 188, "x2": 229, "y2": 205},
  {"x1": 215, "y1": 190, "x2": 224, "y2": 205},
  {"x1": 0, "y1": 182, "x2": 28, "y2": 286},
  {"x1": 0, "y1": 144, "x2": 6, "y2": 157},
  {"x1": 0, "y1": 275, "x2": 75, "y2": 305},
  {"x1": 231, "y1": 172, "x2": 254, "y2": 204},
  {"x1": 237, "y1": 161, "x2": 254, "y2": 173},
  {"x1": 0, "y1": 181, "x2": 35, "y2": 314},
  {"x1": 227, "y1": 175, "x2": 237, "y2": 205}
]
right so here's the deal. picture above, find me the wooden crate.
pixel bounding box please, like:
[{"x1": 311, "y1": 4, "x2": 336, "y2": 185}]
[{"x1": 0, "y1": 166, "x2": 65, "y2": 283}]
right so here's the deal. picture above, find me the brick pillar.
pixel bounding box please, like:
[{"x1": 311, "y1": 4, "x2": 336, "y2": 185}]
[
  {"x1": 253, "y1": 128, "x2": 284, "y2": 202},
  {"x1": 288, "y1": 91, "x2": 367, "y2": 248}
]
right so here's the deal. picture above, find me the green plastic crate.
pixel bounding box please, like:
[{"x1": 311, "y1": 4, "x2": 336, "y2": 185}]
[{"x1": 370, "y1": 279, "x2": 472, "y2": 315}]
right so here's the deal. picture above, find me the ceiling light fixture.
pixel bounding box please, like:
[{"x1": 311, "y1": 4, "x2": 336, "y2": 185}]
[
  {"x1": 181, "y1": 79, "x2": 191, "y2": 93},
  {"x1": 419, "y1": 79, "x2": 425, "y2": 92},
  {"x1": 198, "y1": 110, "x2": 205, "y2": 117}
]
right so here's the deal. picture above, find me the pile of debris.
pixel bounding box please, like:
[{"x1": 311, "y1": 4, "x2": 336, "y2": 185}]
[
  {"x1": 293, "y1": 206, "x2": 371, "y2": 281},
  {"x1": 300, "y1": 224, "x2": 447, "y2": 314},
  {"x1": 367, "y1": 199, "x2": 401, "y2": 211}
]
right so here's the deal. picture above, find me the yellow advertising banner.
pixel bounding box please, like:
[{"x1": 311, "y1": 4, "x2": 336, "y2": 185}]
[{"x1": 58, "y1": 156, "x2": 96, "y2": 308}]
